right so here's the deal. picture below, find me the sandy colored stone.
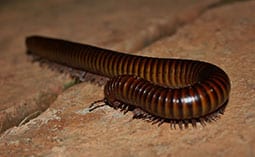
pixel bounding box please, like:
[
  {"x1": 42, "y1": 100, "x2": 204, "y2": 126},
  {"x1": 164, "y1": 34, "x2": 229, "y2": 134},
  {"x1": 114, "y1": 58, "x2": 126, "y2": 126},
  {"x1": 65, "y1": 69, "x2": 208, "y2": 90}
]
[
  {"x1": 0, "y1": 0, "x2": 255, "y2": 157},
  {"x1": 0, "y1": 0, "x2": 218, "y2": 133}
]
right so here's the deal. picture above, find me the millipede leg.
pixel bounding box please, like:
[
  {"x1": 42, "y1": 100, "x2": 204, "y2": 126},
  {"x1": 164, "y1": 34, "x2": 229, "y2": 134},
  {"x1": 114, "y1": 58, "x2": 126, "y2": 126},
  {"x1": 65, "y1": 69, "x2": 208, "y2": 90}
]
[
  {"x1": 191, "y1": 119, "x2": 197, "y2": 128},
  {"x1": 199, "y1": 118, "x2": 207, "y2": 127},
  {"x1": 89, "y1": 99, "x2": 106, "y2": 112},
  {"x1": 178, "y1": 121, "x2": 183, "y2": 130}
]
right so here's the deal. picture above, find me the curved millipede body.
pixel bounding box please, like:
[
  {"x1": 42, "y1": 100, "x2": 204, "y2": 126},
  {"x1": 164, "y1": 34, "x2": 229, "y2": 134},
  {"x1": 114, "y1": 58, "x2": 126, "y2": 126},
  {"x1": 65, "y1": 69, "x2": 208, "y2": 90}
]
[{"x1": 26, "y1": 35, "x2": 231, "y2": 127}]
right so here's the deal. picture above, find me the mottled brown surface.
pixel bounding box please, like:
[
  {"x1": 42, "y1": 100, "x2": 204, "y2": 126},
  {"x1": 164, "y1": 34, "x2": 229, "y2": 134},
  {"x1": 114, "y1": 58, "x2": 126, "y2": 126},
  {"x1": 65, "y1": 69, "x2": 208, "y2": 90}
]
[{"x1": 0, "y1": 0, "x2": 254, "y2": 156}]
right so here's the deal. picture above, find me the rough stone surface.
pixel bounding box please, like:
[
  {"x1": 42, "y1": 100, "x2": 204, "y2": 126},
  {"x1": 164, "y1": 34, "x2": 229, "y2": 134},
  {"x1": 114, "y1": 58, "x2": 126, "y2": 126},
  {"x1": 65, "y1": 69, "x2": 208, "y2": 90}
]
[
  {"x1": 0, "y1": 0, "x2": 218, "y2": 133},
  {"x1": 0, "y1": 0, "x2": 254, "y2": 156}
]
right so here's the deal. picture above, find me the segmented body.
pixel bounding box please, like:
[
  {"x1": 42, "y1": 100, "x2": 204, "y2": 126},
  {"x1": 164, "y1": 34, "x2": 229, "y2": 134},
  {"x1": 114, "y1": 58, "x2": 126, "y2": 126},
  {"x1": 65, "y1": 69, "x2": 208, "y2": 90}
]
[{"x1": 26, "y1": 36, "x2": 231, "y2": 126}]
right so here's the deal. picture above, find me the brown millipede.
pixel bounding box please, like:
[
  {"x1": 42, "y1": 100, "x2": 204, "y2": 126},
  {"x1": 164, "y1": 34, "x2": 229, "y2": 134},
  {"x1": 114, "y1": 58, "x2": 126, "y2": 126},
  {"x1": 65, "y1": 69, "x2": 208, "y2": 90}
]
[{"x1": 26, "y1": 35, "x2": 231, "y2": 128}]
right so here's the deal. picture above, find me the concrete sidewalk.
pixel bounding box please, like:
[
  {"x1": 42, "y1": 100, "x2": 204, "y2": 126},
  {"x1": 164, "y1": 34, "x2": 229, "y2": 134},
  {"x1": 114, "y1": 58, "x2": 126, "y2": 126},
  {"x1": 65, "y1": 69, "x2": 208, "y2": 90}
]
[{"x1": 0, "y1": 0, "x2": 254, "y2": 156}]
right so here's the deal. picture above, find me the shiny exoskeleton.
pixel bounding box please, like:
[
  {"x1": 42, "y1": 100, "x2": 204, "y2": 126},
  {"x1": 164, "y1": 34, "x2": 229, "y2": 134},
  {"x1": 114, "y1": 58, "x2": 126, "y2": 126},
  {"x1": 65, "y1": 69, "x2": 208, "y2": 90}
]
[{"x1": 26, "y1": 36, "x2": 231, "y2": 126}]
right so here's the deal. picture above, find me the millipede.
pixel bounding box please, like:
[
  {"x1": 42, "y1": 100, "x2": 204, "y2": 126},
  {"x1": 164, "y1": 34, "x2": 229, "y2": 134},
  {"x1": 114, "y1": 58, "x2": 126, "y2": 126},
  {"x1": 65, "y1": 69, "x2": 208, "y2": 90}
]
[{"x1": 25, "y1": 35, "x2": 231, "y2": 129}]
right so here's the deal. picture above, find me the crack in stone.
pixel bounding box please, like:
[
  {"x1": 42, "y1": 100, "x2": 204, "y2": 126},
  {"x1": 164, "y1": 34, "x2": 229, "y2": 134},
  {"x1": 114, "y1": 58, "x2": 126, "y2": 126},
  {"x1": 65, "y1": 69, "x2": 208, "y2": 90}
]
[{"x1": 129, "y1": 0, "x2": 251, "y2": 52}]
